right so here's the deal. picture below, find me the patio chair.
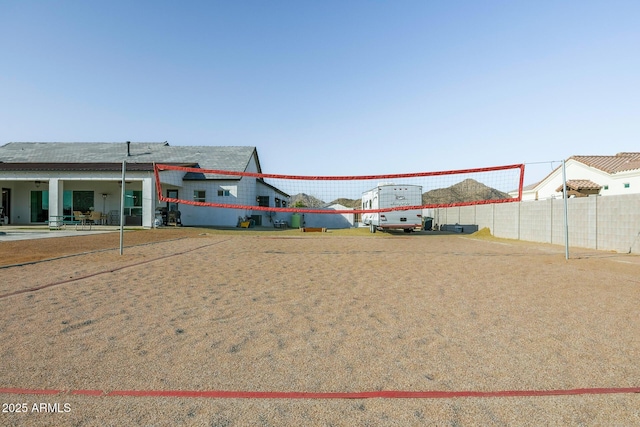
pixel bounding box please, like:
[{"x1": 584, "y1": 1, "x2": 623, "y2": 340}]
[{"x1": 89, "y1": 211, "x2": 103, "y2": 224}]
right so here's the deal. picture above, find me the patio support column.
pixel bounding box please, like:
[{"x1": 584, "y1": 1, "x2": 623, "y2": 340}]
[
  {"x1": 48, "y1": 178, "x2": 63, "y2": 219},
  {"x1": 142, "y1": 176, "x2": 153, "y2": 228}
]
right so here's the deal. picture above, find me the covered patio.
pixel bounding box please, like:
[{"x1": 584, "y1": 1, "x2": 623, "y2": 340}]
[{"x1": 0, "y1": 165, "x2": 154, "y2": 227}]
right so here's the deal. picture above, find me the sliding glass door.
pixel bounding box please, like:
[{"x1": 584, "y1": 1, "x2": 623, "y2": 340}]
[{"x1": 30, "y1": 191, "x2": 49, "y2": 222}]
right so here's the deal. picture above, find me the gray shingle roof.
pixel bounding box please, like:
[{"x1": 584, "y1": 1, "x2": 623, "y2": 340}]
[{"x1": 0, "y1": 142, "x2": 259, "y2": 176}]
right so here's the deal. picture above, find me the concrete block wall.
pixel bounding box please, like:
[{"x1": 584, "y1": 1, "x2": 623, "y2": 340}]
[
  {"x1": 492, "y1": 202, "x2": 519, "y2": 240},
  {"x1": 551, "y1": 199, "x2": 566, "y2": 246},
  {"x1": 596, "y1": 194, "x2": 640, "y2": 253},
  {"x1": 475, "y1": 204, "x2": 495, "y2": 233},
  {"x1": 565, "y1": 196, "x2": 597, "y2": 250},
  {"x1": 519, "y1": 199, "x2": 552, "y2": 244},
  {"x1": 435, "y1": 194, "x2": 640, "y2": 254},
  {"x1": 442, "y1": 206, "x2": 460, "y2": 225},
  {"x1": 458, "y1": 206, "x2": 476, "y2": 225}
]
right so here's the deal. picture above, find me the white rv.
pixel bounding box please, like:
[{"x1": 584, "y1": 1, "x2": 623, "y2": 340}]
[{"x1": 361, "y1": 183, "x2": 423, "y2": 232}]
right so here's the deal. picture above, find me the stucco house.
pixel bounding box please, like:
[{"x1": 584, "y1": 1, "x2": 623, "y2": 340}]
[
  {"x1": 0, "y1": 142, "x2": 290, "y2": 227},
  {"x1": 512, "y1": 152, "x2": 640, "y2": 201},
  {"x1": 301, "y1": 203, "x2": 357, "y2": 229}
]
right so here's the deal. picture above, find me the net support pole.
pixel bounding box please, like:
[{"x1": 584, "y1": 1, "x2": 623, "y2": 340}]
[
  {"x1": 562, "y1": 159, "x2": 569, "y2": 260},
  {"x1": 120, "y1": 160, "x2": 126, "y2": 256}
]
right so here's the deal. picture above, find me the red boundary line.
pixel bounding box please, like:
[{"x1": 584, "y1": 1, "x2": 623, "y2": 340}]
[{"x1": 1, "y1": 387, "x2": 639, "y2": 399}]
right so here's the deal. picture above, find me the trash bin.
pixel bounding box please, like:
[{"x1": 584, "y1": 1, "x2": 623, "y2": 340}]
[
  {"x1": 291, "y1": 213, "x2": 301, "y2": 228},
  {"x1": 423, "y1": 217, "x2": 433, "y2": 231}
]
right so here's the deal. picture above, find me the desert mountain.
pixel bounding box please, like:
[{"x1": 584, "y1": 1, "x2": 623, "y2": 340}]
[
  {"x1": 289, "y1": 194, "x2": 361, "y2": 209},
  {"x1": 422, "y1": 179, "x2": 510, "y2": 205},
  {"x1": 289, "y1": 193, "x2": 325, "y2": 208},
  {"x1": 288, "y1": 179, "x2": 510, "y2": 209},
  {"x1": 329, "y1": 198, "x2": 361, "y2": 208}
]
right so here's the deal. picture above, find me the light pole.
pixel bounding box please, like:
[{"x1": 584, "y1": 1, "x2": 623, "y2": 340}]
[{"x1": 120, "y1": 160, "x2": 126, "y2": 255}]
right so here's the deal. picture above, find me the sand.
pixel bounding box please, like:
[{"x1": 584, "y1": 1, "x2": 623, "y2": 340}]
[{"x1": 1, "y1": 227, "x2": 639, "y2": 425}]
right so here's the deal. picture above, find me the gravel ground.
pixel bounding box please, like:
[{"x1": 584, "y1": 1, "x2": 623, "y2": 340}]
[{"x1": 1, "y1": 228, "x2": 639, "y2": 425}]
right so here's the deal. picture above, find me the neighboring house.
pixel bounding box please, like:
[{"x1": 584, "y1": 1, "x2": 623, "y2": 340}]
[
  {"x1": 302, "y1": 203, "x2": 357, "y2": 229},
  {"x1": 0, "y1": 142, "x2": 289, "y2": 227},
  {"x1": 511, "y1": 152, "x2": 640, "y2": 201}
]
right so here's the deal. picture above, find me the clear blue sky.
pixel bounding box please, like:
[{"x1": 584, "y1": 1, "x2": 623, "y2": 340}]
[{"x1": 1, "y1": 1, "x2": 639, "y2": 185}]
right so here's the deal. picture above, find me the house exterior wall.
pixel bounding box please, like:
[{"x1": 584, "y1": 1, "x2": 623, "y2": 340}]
[
  {"x1": 246, "y1": 153, "x2": 259, "y2": 174},
  {"x1": 254, "y1": 180, "x2": 292, "y2": 227},
  {"x1": 302, "y1": 205, "x2": 355, "y2": 229},
  {"x1": 8, "y1": 182, "x2": 36, "y2": 224},
  {"x1": 520, "y1": 160, "x2": 640, "y2": 201},
  {"x1": 607, "y1": 169, "x2": 640, "y2": 196},
  {"x1": 158, "y1": 170, "x2": 184, "y2": 187},
  {"x1": 240, "y1": 177, "x2": 259, "y2": 223},
  {"x1": 178, "y1": 179, "x2": 244, "y2": 226},
  {"x1": 168, "y1": 153, "x2": 278, "y2": 227}
]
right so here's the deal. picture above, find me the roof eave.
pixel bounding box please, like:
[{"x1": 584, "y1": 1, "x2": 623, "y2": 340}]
[{"x1": 0, "y1": 162, "x2": 157, "y2": 172}]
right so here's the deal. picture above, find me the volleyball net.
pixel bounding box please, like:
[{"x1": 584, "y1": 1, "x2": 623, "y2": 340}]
[{"x1": 154, "y1": 163, "x2": 524, "y2": 215}]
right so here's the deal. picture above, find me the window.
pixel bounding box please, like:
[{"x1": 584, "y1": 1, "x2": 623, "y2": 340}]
[
  {"x1": 257, "y1": 196, "x2": 269, "y2": 207},
  {"x1": 30, "y1": 190, "x2": 49, "y2": 222},
  {"x1": 194, "y1": 190, "x2": 206, "y2": 202},
  {"x1": 624, "y1": 183, "x2": 630, "y2": 189},
  {"x1": 167, "y1": 189, "x2": 178, "y2": 212},
  {"x1": 603, "y1": 185, "x2": 609, "y2": 190},
  {"x1": 63, "y1": 190, "x2": 73, "y2": 218},
  {"x1": 125, "y1": 190, "x2": 143, "y2": 216},
  {"x1": 217, "y1": 189, "x2": 230, "y2": 197},
  {"x1": 73, "y1": 190, "x2": 94, "y2": 213},
  {"x1": 273, "y1": 198, "x2": 288, "y2": 207},
  {"x1": 124, "y1": 190, "x2": 142, "y2": 207}
]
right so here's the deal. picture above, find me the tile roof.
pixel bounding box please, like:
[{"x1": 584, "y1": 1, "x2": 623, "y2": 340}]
[
  {"x1": 525, "y1": 152, "x2": 640, "y2": 190},
  {"x1": 556, "y1": 179, "x2": 602, "y2": 192},
  {"x1": 0, "y1": 142, "x2": 259, "y2": 177},
  {"x1": 570, "y1": 152, "x2": 640, "y2": 174}
]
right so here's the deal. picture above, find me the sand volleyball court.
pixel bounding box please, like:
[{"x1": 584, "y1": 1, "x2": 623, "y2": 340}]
[{"x1": 1, "y1": 228, "x2": 639, "y2": 425}]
